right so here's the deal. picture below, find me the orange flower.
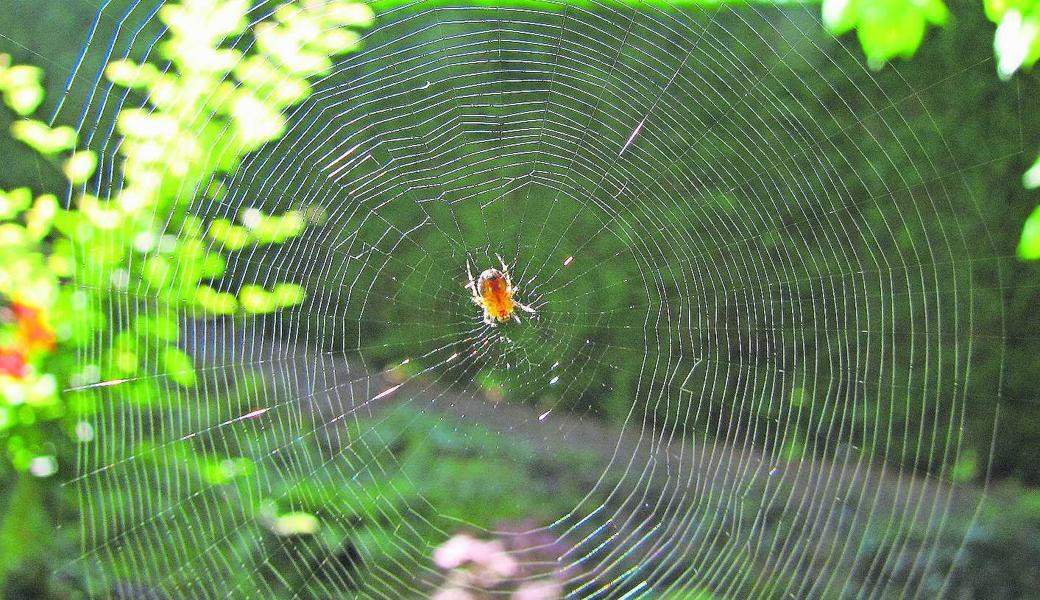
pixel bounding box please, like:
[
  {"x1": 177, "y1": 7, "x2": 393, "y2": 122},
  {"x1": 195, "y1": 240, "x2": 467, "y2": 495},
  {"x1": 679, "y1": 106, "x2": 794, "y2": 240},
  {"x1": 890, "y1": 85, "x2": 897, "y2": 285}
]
[
  {"x1": 0, "y1": 347, "x2": 27, "y2": 378},
  {"x1": 11, "y1": 302, "x2": 56, "y2": 352}
]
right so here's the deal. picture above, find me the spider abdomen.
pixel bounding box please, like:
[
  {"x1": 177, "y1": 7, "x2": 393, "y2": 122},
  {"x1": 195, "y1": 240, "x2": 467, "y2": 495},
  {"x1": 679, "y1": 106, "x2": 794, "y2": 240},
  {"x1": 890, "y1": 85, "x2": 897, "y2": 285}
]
[{"x1": 479, "y1": 271, "x2": 514, "y2": 322}]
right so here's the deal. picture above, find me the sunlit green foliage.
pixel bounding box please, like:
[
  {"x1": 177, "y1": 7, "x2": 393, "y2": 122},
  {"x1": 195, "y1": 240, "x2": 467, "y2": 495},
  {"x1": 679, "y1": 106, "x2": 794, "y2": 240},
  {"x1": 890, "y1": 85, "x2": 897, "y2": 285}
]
[
  {"x1": 985, "y1": 0, "x2": 1040, "y2": 79},
  {"x1": 1019, "y1": 204, "x2": 1040, "y2": 259},
  {"x1": 985, "y1": 2, "x2": 1040, "y2": 255},
  {"x1": 822, "y1": 0, "x2": 949, "y2": 68},
  {"x1": 819, "y1": 0, "x2": 1040, "y2": 260},
  {"x1": 0, "y1": 56, "x2": 43, "y2": 116},
  {"x1": 0, "y1": 0, "x2": 373, "y2": 593},
  {"x1": 1026, "y1": 154, "x2": 1040, "y2": 188},
  {"x1": 0, "y1": 0, "x2": 373, "y2": 474}
]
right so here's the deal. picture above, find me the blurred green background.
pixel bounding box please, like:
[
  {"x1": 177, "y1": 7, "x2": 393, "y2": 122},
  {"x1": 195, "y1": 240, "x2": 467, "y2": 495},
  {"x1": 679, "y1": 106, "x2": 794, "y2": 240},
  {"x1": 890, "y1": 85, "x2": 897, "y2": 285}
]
[{"x1": 0, "y1": 0, "x2": 1038, "y2": 598}]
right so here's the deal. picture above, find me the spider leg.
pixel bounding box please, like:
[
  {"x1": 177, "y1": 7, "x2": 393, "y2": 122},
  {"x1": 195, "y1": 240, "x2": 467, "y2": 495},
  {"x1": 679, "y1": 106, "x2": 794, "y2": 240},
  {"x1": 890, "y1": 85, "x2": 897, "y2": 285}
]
[
  {"x1": 465, "y1": 258, "x2": 482, "y2": 304},
  {"x1": 516, "y1": 301, "x2": 537, "y2": 315},
  {"x1": 465, "y1": 258, "x2": 476, "y2": 290},
  {"x1": 498, "y1": 254, "x2": 519, "y2": 295}
]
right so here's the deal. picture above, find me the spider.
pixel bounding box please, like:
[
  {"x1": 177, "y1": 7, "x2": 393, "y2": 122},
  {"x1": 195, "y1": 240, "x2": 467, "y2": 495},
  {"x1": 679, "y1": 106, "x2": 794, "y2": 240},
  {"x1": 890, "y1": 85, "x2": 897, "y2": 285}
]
[{"x1": 466, "y1": 254, "x2": 537, "y2": 325}]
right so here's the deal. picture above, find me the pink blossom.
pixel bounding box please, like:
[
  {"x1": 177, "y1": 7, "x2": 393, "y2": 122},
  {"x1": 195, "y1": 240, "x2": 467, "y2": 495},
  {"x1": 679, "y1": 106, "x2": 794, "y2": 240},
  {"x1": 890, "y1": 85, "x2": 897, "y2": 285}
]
[
  {"x1": 434, "y1": 534, "x2": 482, "y2": 569},
  {"x1": 433, "y1": 534, "x2": 520, "y2": 587},
  {"x1": 431, "y1": 588, "x2": 475, "y2": 600},
  {"x1": 481, "y1": 540, "x2": 519, "y2": 579},
  {"x1": 513, "y1": 579, "x2": 563, "y2": 600}
]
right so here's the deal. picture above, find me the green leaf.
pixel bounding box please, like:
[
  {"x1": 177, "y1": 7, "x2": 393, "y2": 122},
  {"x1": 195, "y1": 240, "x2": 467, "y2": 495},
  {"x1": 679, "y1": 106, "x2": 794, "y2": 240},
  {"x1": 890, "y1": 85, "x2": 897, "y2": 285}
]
[
  {"x1": 1018, "y1": 204, "x2": 1040, "y2": 260},
  {"x1": 0, "y1": 222, "x2": 28, "y2": 246},
  {"x1": 208, "y1": 218, "x2": 251, "y2": 250},
  {"x1": 246, "y1": 209, "x2": 305, "y2": 243},
  {"x1": 255, "y1": 23, "x2": 333, "y2": 77},
  {"x1": 233, "y1": 57, "x2": 312, "y2": 108},
  {"x1": 135, "y1": 315, "x2": 180, "y2": 342},
  {"x1": 1, "y1": 64, "x2": 44, "y2": 115},
  {"x1": 858, "y1": 6, "x2": 926, "y2": 67},
  {"x1": 271, "y1": 283, "x2": 305, "y2": 307},
  {"x1": 824, "y1": 0, "x2": 948, "y2": 68},
  {"x1": 952, "y1": 449, "x2": 978, "y2": 482},
  {"x1": 200, "y1": 252, "x2": 226, "y2": 279},
  {"x1": 0, "y1": 188, "x2": 33, "y2": 220},
  {"x1": 325, "y1": 2, "x2": 375, "y2": 28},
  {"x1": 79, "y1": 194, "x2": 122, "y2": 230},
  {"x1": 239, "y1": 285, "x2": 276, "y2": 314},
  {"x1": 783, "y1": 436, "x2": 805, "y2": 460},
  {"x1": 993, "y1": 7, "x2": 1040, "y2": 79},
  {"x1": 269, "y1": 511, "x2": 320, "y2": 536},
  {"x1": 112, "y1": 335, "x2": 140, "y2": 375},
  {"x1": 116, "y1": 109, "x2": 179, "y2": 140},
  {"x1": 822, "y1": 0, "x2": 858, "y2": 35},
  {"x1": 63, "y1": 151, "x2": 98, "y2": 184},
  {"x1": 196, "y1": 285, "x2": 239, "y2": 315},
  {"x1": 2, "y1": 64, "x2": 42, "y2": 88},
  {"x1": 4, "y1": 85, "x2": 43, "y2": 116},
  {"x1": 162, "y1": 346, "x2": 196, "y2": 387},
  {"x1": 10, "y1": 120, "x2": 77, "y2": 155},
  {"x1": 1024, "y1": 154, "x2": 1040, "y2": 189},
  {"x1": 311, "y1": 29, "x2": 361, "y2": 55},
  {"x1": 159, "y1": 0, "x2": 249, "y2": 44},
  {"x1": 230, "y1": 92, "x2": 286, "y2": 147},
  {"x1": 144, "y1": 256, "x2": 173, "y2": 288},
  {"x1": 105, "y1": 59, "x2": 159, "y2": 88},
  {"x1": 202, "y1": 457, "x2": 253, "y2": 485}
]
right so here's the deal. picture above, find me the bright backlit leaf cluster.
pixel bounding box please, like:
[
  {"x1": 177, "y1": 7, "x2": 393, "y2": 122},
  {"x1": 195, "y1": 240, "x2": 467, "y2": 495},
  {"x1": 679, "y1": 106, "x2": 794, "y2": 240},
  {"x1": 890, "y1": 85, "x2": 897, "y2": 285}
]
[
  {"x1": 0, "y1": 55, "x2": 44, "y2": 116},
  {"x1": 0, "y1": 0, "x2": 372, "y2": 476},
  {"x1": 822, "y1": 0, "x2": 949, "y2": 69},
  {"x1": 1019, "y1": 203, "x2": 1040, "y2": 259},
  {"x1": 982, "y1": 0, "x2": 1040, "y2": 259},
  {"x1": 985, "y1": 0, "x2": 1040, "y2": 79}
]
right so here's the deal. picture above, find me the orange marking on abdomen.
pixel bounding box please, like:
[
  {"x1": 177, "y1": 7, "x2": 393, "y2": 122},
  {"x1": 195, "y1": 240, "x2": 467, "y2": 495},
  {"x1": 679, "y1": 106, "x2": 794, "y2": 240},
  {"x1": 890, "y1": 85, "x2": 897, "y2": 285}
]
[{"x1": 480, "y1": 275, "x2": 513, "y2": 321}]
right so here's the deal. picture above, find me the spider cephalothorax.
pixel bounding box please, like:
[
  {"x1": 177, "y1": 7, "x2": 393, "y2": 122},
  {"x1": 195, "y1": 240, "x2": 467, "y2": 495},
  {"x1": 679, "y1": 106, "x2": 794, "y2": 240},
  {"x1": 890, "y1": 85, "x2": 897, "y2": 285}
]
[{"x1": 466, "y1": 255, "x2": 536, "y2": 325}]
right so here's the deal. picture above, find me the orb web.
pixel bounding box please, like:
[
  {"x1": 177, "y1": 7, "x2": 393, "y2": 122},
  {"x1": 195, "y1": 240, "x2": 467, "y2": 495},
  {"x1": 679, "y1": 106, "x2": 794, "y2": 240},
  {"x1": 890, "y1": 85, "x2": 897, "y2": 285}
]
[{"x1": 48, "y1": 0, "x2": 1004, "y2": 598}]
